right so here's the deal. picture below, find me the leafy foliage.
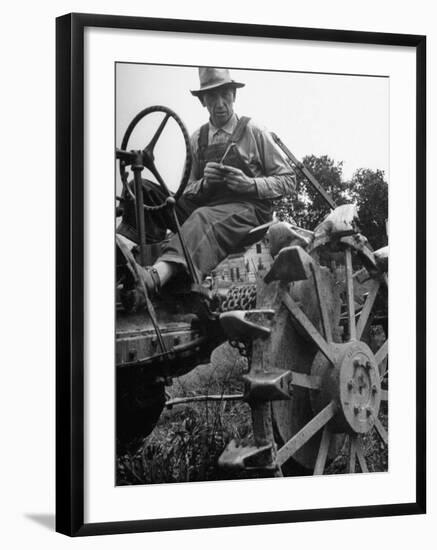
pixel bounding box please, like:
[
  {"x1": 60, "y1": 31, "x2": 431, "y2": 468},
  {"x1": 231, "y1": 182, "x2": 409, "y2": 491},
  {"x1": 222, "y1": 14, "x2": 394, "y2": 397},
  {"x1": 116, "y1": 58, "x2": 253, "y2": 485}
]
[
  {"x1": 275, "y1": 154, "x2": 349, "y2": 229},
  {"x1": 116, "y1": 401, "x2": 255, "y2": 485},
  {"x1": 116, "y1": 344, "x2": 256, "y2": 485},
  {"x1": 349, "y1": 168, "x2": 388, "y2": 250},
  {"x1": 275, "y1": 155, "x2": 388, "y2": 250}
]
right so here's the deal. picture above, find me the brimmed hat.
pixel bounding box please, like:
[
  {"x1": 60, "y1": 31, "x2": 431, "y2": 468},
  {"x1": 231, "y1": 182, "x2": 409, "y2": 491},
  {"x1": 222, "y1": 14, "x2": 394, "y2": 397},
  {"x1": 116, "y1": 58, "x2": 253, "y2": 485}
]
[{"x1": 190, "y1": 67, "x2": 245, "y2": 97}]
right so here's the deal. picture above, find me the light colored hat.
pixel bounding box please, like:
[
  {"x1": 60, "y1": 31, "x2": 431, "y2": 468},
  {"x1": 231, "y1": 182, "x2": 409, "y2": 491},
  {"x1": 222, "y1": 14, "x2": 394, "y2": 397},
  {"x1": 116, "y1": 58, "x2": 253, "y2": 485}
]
[{"x1": 190, "y1": 67, "x2": 245, "y2": 97}]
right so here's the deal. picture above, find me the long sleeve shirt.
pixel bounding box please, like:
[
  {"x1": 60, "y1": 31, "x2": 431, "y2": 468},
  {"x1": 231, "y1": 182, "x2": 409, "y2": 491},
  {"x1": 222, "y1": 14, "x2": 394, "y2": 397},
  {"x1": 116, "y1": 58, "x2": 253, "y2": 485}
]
[{"x1": 183, "y1": 113, "x2": 296, "y2": 201}]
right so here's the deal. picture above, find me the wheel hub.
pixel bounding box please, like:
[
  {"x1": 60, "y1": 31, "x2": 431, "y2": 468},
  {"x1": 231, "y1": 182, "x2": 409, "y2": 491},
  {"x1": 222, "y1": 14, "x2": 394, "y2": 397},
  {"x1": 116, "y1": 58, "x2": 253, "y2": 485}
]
[
  {"x1": 311, "y1": 341, "x2": 381, "y2": 434},
  {"x1": 337, "y1": 341, "x2": 381, "y2": 433}
]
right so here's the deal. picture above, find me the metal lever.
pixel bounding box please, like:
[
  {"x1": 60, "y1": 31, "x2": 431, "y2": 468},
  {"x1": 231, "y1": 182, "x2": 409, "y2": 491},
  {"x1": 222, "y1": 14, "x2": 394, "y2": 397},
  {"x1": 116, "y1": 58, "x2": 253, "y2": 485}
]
[{"x1": 271, "y1": 133, "x2": 336, "y2": 210}]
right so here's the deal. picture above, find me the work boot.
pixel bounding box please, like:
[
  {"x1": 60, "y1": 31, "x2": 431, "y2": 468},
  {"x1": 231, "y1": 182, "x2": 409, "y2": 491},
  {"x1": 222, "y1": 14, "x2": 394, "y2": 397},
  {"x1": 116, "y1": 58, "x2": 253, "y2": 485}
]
[
  {"x1": 119, "y1": 264, "x2": 161, "y2": 312},
  {"x1": 116, "y1": 235, "x2": 161, "y2": 311},
  {"x1": 136, "y1": 265, "x2": 161, "y2": 296}
]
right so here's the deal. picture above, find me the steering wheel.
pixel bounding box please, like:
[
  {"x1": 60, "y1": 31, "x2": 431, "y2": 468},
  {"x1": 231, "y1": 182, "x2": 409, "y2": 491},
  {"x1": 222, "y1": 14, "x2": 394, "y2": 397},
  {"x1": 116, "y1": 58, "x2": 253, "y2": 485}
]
[{"x1": 119, "y1": 105, "x2": 192, "y2": 204}]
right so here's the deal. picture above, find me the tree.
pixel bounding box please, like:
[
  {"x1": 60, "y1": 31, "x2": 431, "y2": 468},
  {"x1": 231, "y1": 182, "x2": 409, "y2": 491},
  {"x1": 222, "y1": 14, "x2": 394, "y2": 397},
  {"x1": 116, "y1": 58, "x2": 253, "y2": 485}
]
[
  {"x1": 275, "y1": 154, "x2": 349, "y2": 229},
  {"x1": 349, "y1": 168, "x2": 388, "y2": 250},
  {"x1": 274, "y1": 156, "x2": 388, "y2": 251}
]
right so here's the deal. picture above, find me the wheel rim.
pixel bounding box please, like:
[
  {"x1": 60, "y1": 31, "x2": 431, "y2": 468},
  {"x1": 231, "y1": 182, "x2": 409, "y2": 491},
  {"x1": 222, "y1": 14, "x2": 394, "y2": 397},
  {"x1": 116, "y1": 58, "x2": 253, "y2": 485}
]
[{"x1": 119, "y1": 105, "x2": 192, "y2": 202}]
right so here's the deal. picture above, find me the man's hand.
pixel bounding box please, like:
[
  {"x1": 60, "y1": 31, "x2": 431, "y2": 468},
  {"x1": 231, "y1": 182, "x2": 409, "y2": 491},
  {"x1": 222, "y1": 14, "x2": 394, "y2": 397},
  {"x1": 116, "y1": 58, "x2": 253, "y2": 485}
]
[
  {"x1": 222, "y1": 165, "x2": 257, "y2": 195},
  {"x1": 204, "y1": 162, "x2": 226, "y2": 190}
]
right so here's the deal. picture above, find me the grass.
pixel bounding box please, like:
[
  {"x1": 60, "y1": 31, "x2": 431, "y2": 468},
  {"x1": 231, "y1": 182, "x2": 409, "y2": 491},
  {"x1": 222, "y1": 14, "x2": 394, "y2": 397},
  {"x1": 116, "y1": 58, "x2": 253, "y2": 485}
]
[
  {"x1": 116, "y1": 343, "x2": 255, "y2": 485},
  {"x1": 116, "y1": 343, "x2": 388, "y2": 485},
  {"x1": 325, "y1": 407, "x2": 388, "y2": 474}
]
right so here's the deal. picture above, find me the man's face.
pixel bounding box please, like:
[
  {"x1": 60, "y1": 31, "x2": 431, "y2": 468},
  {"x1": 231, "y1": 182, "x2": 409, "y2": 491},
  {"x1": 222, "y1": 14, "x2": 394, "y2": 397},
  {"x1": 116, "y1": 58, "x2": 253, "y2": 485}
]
[{"x1": 201, "y1": 86, "x2": 236, "y2": 128}]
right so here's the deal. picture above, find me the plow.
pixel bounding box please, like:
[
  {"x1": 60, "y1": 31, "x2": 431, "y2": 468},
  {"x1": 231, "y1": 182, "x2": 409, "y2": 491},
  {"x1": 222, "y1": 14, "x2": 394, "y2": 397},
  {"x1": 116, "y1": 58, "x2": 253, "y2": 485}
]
[{"x1": 115, "y1": 105, "x2": 388, "y2": 478}]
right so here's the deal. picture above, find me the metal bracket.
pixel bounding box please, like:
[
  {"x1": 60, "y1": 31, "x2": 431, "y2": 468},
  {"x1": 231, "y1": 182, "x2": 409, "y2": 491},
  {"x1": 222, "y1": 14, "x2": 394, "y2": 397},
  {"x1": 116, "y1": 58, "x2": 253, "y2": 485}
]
[
  {"x1": 340, "y1": 234, "x2": 378, "y2": 272},
  {"x1": 218, "y1": 440, "x2": 276, "y2": 471},
  {"x1": 243, "y1": 370, "x2": 292, "y2": 402},
  {"x1": 264, "y1": 245, "x2": 314, "y2": 284},
  {"x1": 219, "y1": 309, "x2": 274, "y2": 341}
]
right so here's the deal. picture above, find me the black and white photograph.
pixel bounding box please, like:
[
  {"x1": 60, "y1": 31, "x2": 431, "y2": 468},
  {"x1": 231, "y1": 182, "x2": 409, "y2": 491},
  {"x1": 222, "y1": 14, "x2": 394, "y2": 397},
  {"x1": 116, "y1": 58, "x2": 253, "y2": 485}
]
[
  {"x1": 114, "y1": 63, "x2": 389, "y2": 486},
  {"x1": 1, "y1": 0, "x2": 432, "y2": 545},
  {"x1": 51, "y1": 9, "x2": 426, "y2": 539}
]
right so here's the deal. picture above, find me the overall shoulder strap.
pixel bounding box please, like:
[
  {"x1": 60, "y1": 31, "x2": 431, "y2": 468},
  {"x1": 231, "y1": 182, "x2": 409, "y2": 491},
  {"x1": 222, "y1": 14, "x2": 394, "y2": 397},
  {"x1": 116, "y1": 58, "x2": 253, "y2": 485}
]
[
  {"x1": 196, "y1": 123, "x2": 210, "y2": 177},
  {"x1": 198, "y1": 123, "x2": 210, "y2": 152},
  {"x1": 230, "y1": 116, "x2": 251, "y2": 143},
  {"x1": 227, "y1": 117, "x2": 254, "y2": 178}
]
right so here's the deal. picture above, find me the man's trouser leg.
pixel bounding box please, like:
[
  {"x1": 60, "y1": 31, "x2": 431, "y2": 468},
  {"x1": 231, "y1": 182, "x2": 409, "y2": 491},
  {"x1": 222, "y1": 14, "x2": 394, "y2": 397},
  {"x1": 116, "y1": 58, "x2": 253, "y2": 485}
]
[
  {"x1": 158, "y1": 202, "x2": 264, "y2": 281},
  {"x1": 116, "y1": 179, "x2": 199, "y2": 243}
]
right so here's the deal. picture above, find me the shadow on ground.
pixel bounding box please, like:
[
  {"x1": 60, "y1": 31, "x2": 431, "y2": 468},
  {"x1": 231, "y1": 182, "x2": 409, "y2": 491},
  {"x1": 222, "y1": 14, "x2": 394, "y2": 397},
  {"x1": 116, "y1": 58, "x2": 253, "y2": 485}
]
[{"x1": 25, "y1": 513, "x2": 55, "y2": 531}]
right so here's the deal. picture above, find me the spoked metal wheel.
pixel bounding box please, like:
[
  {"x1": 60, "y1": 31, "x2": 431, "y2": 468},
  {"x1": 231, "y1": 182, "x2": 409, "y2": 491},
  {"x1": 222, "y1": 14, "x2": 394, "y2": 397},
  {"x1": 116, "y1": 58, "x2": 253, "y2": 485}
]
[
  {"x1": 273, "y1": 235, "x2": 388, "y2": 475},
  {"x1": 218, "y1": 233, "x2": 387, "y2": 477}
]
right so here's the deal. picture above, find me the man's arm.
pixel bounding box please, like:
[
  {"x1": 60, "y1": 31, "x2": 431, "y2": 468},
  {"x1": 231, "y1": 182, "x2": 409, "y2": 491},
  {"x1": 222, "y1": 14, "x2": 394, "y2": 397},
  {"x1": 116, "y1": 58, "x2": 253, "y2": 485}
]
[
  {"x1": 251, "y1": 125, "x2": 296, "y2": 200},
  {"x1": 221, "y1": 122, "x2": 296, "y2": 199}
]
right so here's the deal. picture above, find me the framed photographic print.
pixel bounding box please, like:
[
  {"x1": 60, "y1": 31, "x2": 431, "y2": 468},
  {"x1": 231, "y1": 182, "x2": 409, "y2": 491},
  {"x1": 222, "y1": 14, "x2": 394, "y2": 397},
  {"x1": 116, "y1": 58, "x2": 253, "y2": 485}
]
[{"x1": 56, "y1": 13, "x2": 426, "y2": 536}]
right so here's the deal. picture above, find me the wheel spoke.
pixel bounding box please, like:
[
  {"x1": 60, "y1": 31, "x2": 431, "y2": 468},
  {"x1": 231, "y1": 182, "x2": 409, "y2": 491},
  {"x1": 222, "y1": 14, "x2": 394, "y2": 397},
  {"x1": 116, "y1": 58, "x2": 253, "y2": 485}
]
[
  {"x1": 277, "y1": 401, "x2": 336, "y2": 466},
  {"x1": 147, "y1": 162, "x2": 171, "y2": 197},
  {"x1": 340, "y1": 235, "x2": 378, "y2": 273},
  {"x1": 374, "y1": 417, "x2": 388, "y2": 445},
  {"x1": 349, "y1": 435, "x2": 357, "y2": 473},
  {"x1": 355, "y1": 436, "x2": 369, "y2": 473},
  {"x1": 281, "y1": 290, "x2": 335, "y2": 365},
  {"x1": 313, "y1": 426, "x2": 331, "y2": 475},
  {"x1": 356, "y1": 279, "x2": 381, "y2": 340},
  {"x1": 147, "y1": 113, "x2": 171, "y2": 152},
  {"x1": 290, "y1": 372, "x2": 321, "y2": 390},
  {"x1": 344, "y1": 248, "x2": 357, "y2": 340},
  {"x1": 375, "y1": 339, "x2": 388, "y2": 367},
  {"x1": 311, "y1": 263, "x2": 333, "y2": 342}
]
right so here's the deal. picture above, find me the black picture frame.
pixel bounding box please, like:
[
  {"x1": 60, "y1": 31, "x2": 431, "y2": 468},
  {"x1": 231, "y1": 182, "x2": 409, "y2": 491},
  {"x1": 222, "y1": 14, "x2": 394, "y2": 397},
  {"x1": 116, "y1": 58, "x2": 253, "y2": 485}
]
[{"x1": 56, "y1": 12, "x2": 426, "y2": 537}]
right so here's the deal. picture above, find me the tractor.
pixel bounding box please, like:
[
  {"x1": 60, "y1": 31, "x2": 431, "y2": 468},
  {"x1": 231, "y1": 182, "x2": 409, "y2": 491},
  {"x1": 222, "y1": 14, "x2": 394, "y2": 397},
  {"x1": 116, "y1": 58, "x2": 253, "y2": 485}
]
[{"x1": 115, "y1": 106, "x2": 388, "y2": 478}]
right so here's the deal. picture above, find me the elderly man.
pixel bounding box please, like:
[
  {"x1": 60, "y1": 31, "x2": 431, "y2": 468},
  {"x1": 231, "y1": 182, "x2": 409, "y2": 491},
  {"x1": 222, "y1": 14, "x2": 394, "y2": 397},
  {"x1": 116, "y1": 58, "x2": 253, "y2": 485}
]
[{"x1": 117, "y1": 67, "x2": 296, "y2": 296}]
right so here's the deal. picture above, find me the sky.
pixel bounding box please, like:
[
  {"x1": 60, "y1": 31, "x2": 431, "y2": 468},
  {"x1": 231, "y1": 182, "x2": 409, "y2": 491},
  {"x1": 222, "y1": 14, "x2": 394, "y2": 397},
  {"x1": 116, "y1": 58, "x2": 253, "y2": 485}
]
[{"x1": 116, "y1": 63, "x2": 389, "y2": 196}]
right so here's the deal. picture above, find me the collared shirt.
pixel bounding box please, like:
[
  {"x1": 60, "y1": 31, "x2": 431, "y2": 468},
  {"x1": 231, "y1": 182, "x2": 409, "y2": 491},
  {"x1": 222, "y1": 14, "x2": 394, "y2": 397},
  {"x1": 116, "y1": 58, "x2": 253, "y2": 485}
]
[{"x1": 184, "y1": 113, "x2": 296, "y2": 200}]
